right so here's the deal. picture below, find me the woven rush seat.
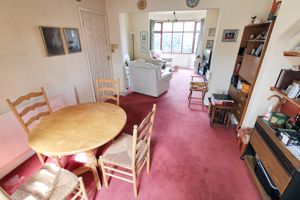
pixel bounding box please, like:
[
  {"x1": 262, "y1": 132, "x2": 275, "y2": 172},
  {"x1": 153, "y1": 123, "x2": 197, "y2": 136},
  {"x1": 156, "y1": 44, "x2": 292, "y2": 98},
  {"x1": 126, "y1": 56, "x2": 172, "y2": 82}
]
[
  {"x1": 190, "y1": 82, "x2": 208, "y2": 90},
  {"x1": 101, "y1": 133, "x2": 148, "y2": 169},
  {"x1": 11, "y1": 165, "x2": 79, "y2": 200}
]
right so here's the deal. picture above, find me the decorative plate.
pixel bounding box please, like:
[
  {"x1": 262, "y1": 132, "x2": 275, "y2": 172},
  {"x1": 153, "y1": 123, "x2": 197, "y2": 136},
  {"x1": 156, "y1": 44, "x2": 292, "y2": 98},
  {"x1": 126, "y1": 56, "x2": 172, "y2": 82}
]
[
  {"x1": 137, "y1": 0, "x2": 147, "y2": 10},
  {"x1": 186, "y1": 0, "x2": 199, "y2": 8}
]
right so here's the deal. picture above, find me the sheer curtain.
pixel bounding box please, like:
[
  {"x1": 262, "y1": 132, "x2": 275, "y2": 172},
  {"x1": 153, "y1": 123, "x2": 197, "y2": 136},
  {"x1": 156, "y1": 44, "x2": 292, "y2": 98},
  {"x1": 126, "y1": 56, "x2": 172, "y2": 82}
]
[
  {"x1": 149, "y1": 19, "x2": 155, "y2": 51},
  {"x1": 196, "y1": 19, "x2": 205, "y2": 56}
]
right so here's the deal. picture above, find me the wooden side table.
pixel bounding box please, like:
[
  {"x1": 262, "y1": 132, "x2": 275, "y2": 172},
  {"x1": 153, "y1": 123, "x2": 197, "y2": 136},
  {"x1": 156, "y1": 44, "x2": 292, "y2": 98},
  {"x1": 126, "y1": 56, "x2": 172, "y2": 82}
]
[{"x1": 208, "y1": 97, "x2": 233, "y2": 128}]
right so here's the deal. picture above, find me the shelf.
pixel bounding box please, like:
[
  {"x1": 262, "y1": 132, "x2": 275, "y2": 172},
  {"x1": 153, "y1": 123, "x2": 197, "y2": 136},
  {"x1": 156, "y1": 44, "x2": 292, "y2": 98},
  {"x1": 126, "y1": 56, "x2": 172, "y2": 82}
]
[
  {"x1": 283, "y1": 51, "x2": 300, "y2": 57},
  {"x1": 244, "y1": 53, "x2": 261, "y2": 58},
  {"x1": 244, "y1": 155, "x2": 271, "y2": 200},
  {"x1": 270, "y1": 87, "x2": 300, "y2": 109},
  {"x1": 248, "y1": 40, "x2": 266, "y2": 43}
]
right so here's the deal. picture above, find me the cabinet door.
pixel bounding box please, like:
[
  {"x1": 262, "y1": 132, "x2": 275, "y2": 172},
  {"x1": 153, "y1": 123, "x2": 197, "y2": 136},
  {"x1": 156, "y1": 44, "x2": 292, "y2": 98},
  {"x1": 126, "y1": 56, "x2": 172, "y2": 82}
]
[
  {"x1": 250, "y1": 129, "x2": 291, "y2": 194},
  {"x1": 239, "y1": 54, "x2": 260, "y2": 84}
]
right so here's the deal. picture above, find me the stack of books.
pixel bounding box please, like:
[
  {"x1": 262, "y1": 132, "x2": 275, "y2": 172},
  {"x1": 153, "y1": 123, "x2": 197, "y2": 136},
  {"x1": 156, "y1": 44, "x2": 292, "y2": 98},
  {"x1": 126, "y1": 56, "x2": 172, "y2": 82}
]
[{"x1": 211, "y1": 94, "x2": 234, "y2": 106}]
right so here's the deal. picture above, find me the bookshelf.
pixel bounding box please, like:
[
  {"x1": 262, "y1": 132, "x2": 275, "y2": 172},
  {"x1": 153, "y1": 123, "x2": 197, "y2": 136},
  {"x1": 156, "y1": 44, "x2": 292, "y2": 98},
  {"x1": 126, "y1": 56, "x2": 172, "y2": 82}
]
[{"x1": 228, "y1": 21, "x2": 275, "y2": 128}]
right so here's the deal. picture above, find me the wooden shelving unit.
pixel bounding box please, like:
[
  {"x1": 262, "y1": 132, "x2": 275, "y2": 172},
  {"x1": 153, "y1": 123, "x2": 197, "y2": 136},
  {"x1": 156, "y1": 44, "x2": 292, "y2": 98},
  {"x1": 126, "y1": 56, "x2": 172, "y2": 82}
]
[
  {"x1": 283, "y1": 51, "x2": 300, "y2": 57},
  {"x1": 228, "y1": 21, "x2": 275, "y2": 127},
  {"x1": 270, "y1": 86, "x2": 300, "y2": 109}
]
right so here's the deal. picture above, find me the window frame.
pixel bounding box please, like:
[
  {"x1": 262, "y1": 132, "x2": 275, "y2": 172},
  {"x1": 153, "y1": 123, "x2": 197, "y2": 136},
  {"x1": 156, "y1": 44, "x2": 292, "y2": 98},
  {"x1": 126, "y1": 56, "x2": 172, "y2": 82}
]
[{"x1": 153, "y1": 20, "x2": 201, "y2": 54}]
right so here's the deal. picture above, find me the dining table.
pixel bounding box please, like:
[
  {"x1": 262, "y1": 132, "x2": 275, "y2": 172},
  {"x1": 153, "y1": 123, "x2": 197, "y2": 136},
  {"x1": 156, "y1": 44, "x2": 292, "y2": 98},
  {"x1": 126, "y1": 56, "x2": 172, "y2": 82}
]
[{"x1": 28, "y1": 102, "x2": 127, "y2": 190}]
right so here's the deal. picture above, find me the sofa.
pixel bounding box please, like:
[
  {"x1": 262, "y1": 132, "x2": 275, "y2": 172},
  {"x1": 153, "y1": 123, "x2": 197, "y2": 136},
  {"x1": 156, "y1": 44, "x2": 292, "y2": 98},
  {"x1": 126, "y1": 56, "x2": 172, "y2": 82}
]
[{"x1": 128, "y1": 60, "x2": 172, "y2": 97}]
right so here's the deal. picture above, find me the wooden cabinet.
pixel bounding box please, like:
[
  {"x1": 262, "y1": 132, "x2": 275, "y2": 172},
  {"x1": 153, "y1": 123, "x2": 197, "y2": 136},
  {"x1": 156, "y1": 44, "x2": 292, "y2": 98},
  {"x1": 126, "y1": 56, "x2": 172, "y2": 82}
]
[
  {"x1": 228, "y1": 21, "x2": 274, "y2": 127},
  {"x1": 245, "y1": 117, "x2": 300, "y2": 200}
]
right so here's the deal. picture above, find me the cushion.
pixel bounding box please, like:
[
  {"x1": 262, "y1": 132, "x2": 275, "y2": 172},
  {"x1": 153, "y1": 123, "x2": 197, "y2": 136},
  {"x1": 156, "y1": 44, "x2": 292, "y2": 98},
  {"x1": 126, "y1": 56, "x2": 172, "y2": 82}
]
[
  {"x1": 11, "y1": 165, "x2": 78, "y2": 200},
  {"x1": 101, "y1": 133, "x2": 148, "y2": 169}
]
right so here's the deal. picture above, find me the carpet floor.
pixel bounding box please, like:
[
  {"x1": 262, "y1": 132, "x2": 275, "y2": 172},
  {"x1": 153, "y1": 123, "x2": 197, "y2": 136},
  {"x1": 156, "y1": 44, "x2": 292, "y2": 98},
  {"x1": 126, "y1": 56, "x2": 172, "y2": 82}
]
[{"x1": 0, "y1": 69, "x2": 259, "y2": 200}]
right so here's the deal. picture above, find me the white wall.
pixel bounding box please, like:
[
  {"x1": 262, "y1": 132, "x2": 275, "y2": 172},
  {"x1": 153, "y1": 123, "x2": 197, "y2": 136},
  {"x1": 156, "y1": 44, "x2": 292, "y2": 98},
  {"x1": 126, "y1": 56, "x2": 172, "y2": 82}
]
[
  {"x1": 129, "y1": 12, "x2": 150, "y2": 60},
  {"x1": 0, "y1": 0, "x2": 106, "y2": 114},
  {"x1": 243, "y1": 0, "x2": 300, "y2": 127},
  {"x1": 105, "y1": 0, "x2": 272, "y2": 97},
  {"x1": 202, "y1": 9, "x2": 220, "y2": 55}
]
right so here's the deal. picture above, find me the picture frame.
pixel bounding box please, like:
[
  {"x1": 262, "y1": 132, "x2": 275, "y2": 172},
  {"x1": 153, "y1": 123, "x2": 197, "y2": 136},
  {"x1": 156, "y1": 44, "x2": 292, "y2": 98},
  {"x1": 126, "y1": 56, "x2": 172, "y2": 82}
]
[
  {"x1": 39, "y1": 26, "x2": 65, "y2": 56},
  {"x1": 208, "y1": 28, "x2": 216, "y2": 36},
  {"x1": 222, "y1": 29, "x2": 239, "y2": 42},
  {"x1": 63, "y1": 28, "x2": 82, "y2": 54},
  {"x1": 140, "y1": 31, "x2": 148, "y2": 42},
  {"x1": 140, "y1": 43, "x2": 148, "y2": 53},
  {"x1": 206, "y1": 40, "x2": 214, "y2": 49}
]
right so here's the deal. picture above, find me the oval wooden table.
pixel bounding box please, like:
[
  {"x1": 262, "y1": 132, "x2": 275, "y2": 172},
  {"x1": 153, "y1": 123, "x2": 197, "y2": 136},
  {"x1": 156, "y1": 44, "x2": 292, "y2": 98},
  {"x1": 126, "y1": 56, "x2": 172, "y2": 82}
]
[{"x1": 28, "y1": 102, "x2": 127, "y2": 190}]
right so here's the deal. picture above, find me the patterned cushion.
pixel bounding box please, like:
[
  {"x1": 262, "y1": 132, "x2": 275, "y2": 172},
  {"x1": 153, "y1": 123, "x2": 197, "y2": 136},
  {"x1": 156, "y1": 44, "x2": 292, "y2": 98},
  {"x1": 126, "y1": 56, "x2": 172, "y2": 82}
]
[
  {"x1": 101, "y1": 133, "x2": 148, "y2": 169},
  {"x1": 11, "y1": 165, "x2": 78, "y2": 200}
]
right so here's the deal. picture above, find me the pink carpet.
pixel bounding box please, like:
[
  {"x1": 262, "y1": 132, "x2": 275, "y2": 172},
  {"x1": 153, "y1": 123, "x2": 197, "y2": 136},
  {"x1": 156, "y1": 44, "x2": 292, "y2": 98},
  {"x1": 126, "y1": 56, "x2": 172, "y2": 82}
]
[{"x1": 0, "y1": 69, "x2": 260, "y2": 200}]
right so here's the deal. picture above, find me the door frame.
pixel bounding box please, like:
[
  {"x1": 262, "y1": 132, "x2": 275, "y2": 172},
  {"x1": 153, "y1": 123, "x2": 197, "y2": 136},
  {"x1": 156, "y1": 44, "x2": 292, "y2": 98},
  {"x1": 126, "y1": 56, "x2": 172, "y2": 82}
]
[{"x1": 78, "y1": 7, "x2": 113, "y2": 102}]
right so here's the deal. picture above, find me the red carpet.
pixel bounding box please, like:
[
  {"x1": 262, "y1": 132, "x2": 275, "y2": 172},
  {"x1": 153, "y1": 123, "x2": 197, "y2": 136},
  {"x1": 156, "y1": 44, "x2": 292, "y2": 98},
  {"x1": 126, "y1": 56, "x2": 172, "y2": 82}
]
[{"x1": 0, "y1": 69, "x2": 259, "y2": 200}]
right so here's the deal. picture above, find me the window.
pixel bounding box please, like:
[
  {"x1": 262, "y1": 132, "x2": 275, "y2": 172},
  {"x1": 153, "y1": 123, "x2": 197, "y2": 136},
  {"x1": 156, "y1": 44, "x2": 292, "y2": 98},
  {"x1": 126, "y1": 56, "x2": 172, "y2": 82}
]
[{"x1": 153, "y1": 21, "x2": 201, "y2": 54}]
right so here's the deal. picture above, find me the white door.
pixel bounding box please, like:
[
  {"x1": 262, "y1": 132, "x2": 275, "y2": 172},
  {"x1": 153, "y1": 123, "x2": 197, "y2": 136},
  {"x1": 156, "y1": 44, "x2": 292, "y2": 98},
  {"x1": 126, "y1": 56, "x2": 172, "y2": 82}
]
[{"x1": 81, "y1": 10, "x2": 112, "y2": 101}]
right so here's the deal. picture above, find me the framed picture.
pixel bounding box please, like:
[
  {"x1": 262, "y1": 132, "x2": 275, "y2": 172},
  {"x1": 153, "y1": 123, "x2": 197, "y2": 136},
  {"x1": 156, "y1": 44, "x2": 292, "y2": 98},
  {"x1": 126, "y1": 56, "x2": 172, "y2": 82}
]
[
  {"x1": 140, "y1": 43, "x2": 148, "y2": 53},
  {"x1": 63, "y1": 28, "x2": 82, "y2": 54},
  {"x1": 222, "y1": 29, "x2": 239, "y2": 42},
  {"x1": 40, "y1": 26, "x2": 65, "y2": 56},
  {"x1": 208, "y1": 28, "x2": 216, "y2": 36},
  {"x1": 206, "y1": 40, "x2": 214, "y2": 49},
  {"x1": 140, "y1": 31, "x2": 148, "y2": 42}
]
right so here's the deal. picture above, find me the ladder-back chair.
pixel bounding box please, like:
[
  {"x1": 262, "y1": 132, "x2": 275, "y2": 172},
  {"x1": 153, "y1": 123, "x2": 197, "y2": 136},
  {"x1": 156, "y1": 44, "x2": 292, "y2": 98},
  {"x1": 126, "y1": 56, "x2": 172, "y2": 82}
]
[
  {"x1": 99, "y1": 104, "x2": 156, "y2": 197},
  {"x1": 6, "y1": 87, "x2": 60, "y2": 166},
  {"x1": 96, "y1": 79, "x2": 120, "y2": 106}
]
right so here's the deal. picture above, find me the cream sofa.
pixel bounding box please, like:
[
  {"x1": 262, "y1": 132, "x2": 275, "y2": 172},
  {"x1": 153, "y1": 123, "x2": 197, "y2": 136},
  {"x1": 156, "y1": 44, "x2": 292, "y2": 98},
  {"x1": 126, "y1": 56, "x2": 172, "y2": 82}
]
[{"x1": 128, "y1": 60, "x2": 172, "y2": 97}]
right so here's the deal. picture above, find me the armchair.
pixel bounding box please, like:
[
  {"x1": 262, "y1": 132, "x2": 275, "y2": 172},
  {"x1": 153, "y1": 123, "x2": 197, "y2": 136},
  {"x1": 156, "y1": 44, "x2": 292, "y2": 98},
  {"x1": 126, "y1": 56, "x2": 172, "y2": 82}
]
[
  {"x1": 148, "y1": 49, "x2": 173, "y2": 68},
  {"x1": 128, "y1": 60, "x2": 172, "y2": 97}
]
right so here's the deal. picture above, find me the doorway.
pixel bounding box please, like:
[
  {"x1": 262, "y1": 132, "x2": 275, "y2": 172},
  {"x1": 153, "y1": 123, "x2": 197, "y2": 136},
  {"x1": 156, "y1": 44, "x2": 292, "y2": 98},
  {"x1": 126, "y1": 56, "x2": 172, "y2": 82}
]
[{"x1": 80, "y1": 9, "x2": 112, "y2": 101}]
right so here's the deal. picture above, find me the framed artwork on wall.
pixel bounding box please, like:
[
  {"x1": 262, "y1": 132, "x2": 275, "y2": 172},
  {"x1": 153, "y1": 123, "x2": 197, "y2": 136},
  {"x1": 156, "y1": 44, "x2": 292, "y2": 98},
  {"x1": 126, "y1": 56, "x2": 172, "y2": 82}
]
[
  {"x1": 222, "y1": 29, "x2": 239, "y2": 42},
  {"x1": 208, "y1": 28, "x2": 216, "y2": 36},
  {"x1": 140, "y1": 31, "x2": 148, "y2": 42},
  {"x1": 206, "y1": 40, "x2": 214, "y2": 49},
  {"x1": 63, "y1": 28, "x2": 82, "y2": 54},
  {"x1": 140, "y1": 43, "x2": 148, "y2": 53},
  {"x1": 40, "y1": 26, "x2": 65, "y2": 56}
]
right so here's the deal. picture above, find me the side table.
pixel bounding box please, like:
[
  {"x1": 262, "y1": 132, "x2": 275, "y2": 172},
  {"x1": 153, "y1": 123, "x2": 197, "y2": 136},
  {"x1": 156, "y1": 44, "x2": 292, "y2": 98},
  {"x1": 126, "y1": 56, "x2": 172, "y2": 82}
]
[{"x1": 208, "y1": 97, "x2": 233, "y2": 128}]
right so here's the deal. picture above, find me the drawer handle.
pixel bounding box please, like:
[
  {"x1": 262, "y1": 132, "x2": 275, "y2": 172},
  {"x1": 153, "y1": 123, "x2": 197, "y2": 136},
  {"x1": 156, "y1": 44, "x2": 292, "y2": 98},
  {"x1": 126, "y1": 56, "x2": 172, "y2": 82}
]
[{"x1": 257, "y1": 160, "x2": 278, "y2": 190}]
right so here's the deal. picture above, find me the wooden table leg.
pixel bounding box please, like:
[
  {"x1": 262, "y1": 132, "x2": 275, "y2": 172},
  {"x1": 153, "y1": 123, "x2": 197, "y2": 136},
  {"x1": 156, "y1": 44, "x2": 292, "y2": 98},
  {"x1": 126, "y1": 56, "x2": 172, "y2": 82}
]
[{"x1": 85, "y1": 150, "x2": 101, "y2": 190}]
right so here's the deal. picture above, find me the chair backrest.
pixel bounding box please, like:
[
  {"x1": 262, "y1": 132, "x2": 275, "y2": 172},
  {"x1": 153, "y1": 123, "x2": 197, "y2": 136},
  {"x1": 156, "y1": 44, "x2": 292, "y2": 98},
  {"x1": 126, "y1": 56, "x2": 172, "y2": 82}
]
[
  {"x1": 150, "y1": 49, "x2": 163, "y2": 59},
  {"x1": 96, "y1": 79, "x2": 120, "y2": 106},
  {"x1": 6, "y1": 87, "x2": 52, "y2": 135},
  {"x1": 131, "y1": 104, "x2": 156, "y2": 168}
]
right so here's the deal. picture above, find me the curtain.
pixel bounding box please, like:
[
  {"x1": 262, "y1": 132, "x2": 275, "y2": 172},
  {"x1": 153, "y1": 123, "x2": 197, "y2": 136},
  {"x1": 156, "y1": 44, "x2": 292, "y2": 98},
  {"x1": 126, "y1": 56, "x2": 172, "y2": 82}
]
[
  {"x1": 149, "y1": 19, "x2": 155, "y2": 51},
  {"x1": 196, "y1": 18, "x2": 205, "y2": 56}
]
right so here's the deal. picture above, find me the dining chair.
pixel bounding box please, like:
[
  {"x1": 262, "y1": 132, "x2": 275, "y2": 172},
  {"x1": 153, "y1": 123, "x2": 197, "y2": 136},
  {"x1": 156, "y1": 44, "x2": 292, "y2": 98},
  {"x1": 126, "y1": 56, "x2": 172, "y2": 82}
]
[
  {"x1": 6, "y1": 87, "x2": 61, "y2": 166},
  {"x1": 99, "y1": 104, "x2": 156, "y2": 198},
  {"x1": 96, "y1": 79, "x2": 120, "y2": 106},
  {"x1": 0, "y1": 164, "x2": 88, "y2": 200},
  {"x1": 188, "y1": 75, "x2": 208, "y2": 106}
]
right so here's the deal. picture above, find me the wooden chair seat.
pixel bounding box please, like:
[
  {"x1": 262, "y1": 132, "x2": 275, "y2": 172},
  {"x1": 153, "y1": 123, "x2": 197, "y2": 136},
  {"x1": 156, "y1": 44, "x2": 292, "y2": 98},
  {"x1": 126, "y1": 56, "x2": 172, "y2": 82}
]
[
  {"x1": 1, "y1": 165, "x2": 88, "y2": 200},
  {"x1": 188, "y1": 76, "x2": 208, "y2": 106},
  {"x1": 101, "y1": 133, "x2": 148, "y2": 169}
]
